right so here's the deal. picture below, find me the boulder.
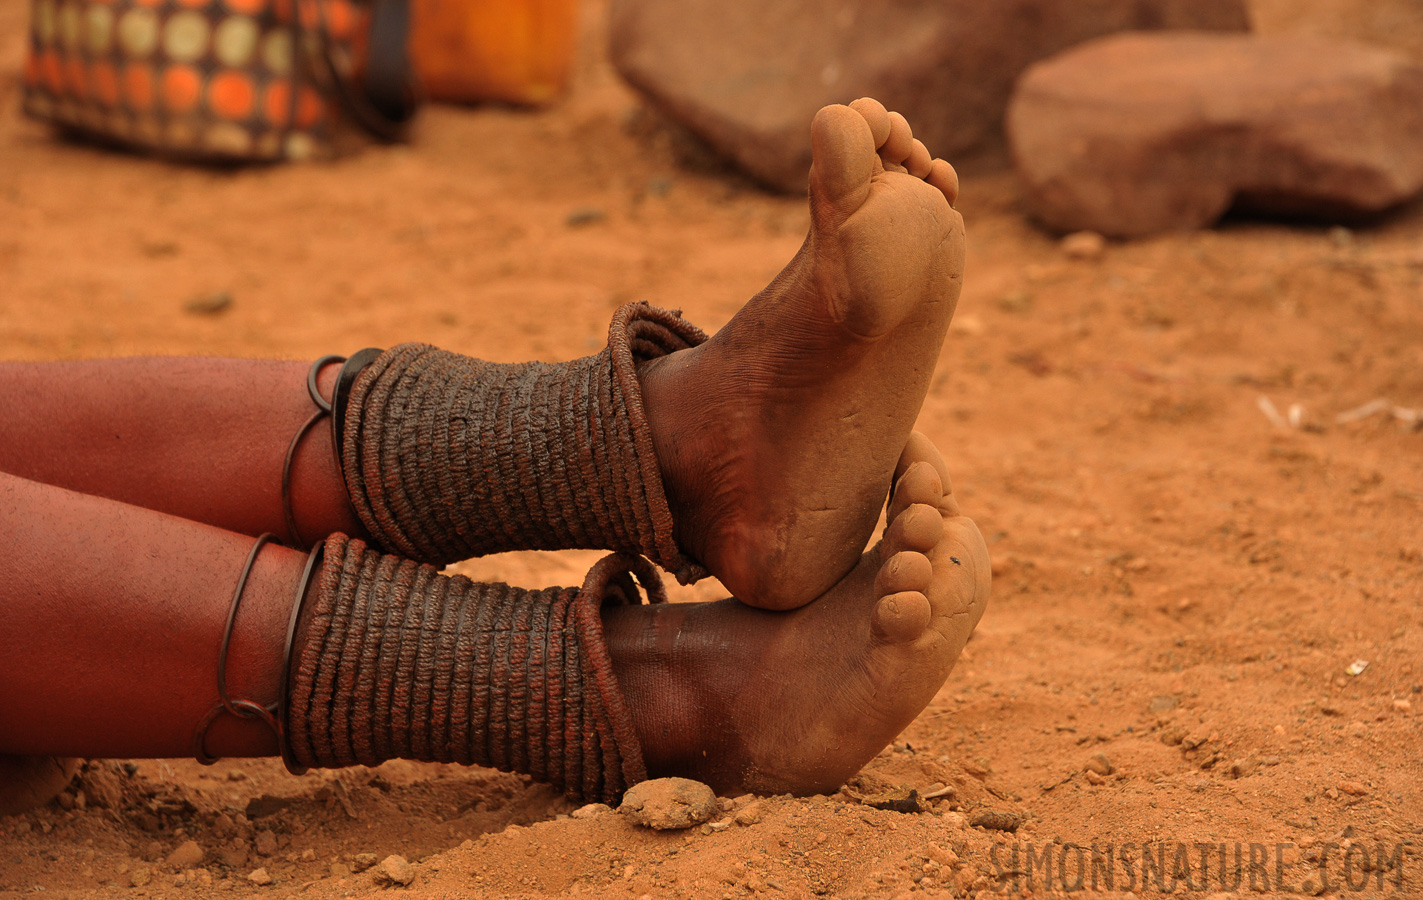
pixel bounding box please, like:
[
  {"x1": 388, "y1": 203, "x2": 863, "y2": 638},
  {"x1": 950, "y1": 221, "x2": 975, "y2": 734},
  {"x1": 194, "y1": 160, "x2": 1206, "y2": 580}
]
[
  {"x1": 1007, "y1": 33, "x2": 1423, "y2": 236},
  {"x1": 609, "y1": 0, "x2": 1248, "y2": 192}
]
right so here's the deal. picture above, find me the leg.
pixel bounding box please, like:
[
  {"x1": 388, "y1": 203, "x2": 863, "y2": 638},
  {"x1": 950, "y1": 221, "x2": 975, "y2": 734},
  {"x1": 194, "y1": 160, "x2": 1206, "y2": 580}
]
[
  {"x1": 0, "y1": 358, "x2": 362, "y2": 547},
  {"x1": 0, "y1": 470, "x2": 306, "y2": 759},
  {"x1": 2, "y1": 436, "x2": 987, "y2": 803}
]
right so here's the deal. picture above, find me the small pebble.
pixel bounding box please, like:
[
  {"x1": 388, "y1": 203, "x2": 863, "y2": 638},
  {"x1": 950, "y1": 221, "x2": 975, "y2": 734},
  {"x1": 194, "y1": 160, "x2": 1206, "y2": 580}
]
[
  {"x1": 565, "y1": 207, "x2": 607, "y2": 228},
  {"x1": 184, "y1": 291, "x2": 233, "y2": 315},
  {"x1": 253, "y1": 830, "x2": 278, "y2": 857},
  {"x1": 1338, "y1": 780, "x2": 1369, "y2": 796},
  {"x1": 166, "y1": 840, "x2": 205, "y2": 868},
  {"x1": 571, "y1": 803, "x2": 612, "y2": 819},
  {"x1": 1393, "y1": 699, "x2": 1412, "y2": 714},
  {"x1": 82, "y1": 763, "x2": 124, "y2": 809},
  {"x1": 1061, "y1": 230, "x2": 1106, "y2": 260},
  {"x1": 247, "y1": 867, "x2": 273, "y2": 886},
  {"x1": 374, "y1": 854, "x2": 415, "y2": 886},
  {"x1": 620, "y1": 777, "x2": 718, "y2": 830},
  {"x1": 970, "y1": 809, "x2": 1024, "y2": 832},
  {"x1": 1085, "y1": 752, "x2": 1113, "y2": 776},
  {"x1": 733, "y1": 800, "x2": 765, "y2": 826},
  {"x1": 350, "y1": 852, "x2": 378, "y2": 873}
]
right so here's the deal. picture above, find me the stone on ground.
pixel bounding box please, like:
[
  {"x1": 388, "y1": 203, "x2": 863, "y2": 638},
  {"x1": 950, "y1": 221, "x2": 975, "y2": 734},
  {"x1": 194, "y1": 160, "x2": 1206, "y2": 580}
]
[
  {"x1": 1008, "y1": 33, "x2": 1423, "y2": 236},
  {"x1": 608, "y1": 0, "x2": 1247, "y2": 192},
  {"x1": 373, "y1": 854, "x2": 415, "y2": 886},
  {"x1": 79, "y1": 762, "x2": 125, "y2": 810},
  {"x1": 165, "y1": 840, "x2": 204, "y2": 868},
  {"x1": 619, "y1": 777, "x2": 718, "y2": 830}
]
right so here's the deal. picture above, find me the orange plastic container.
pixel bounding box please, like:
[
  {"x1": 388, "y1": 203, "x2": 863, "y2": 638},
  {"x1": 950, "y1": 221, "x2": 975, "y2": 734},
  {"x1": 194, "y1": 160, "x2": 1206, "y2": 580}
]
[{"x1": 410, "y1": 0, "x2": 580, "y2": 106}]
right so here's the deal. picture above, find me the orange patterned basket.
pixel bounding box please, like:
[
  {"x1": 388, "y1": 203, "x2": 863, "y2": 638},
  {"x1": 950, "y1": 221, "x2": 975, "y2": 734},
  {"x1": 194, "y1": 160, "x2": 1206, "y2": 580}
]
[{"x1": 22, "y1": 0, "x2": 417, "y2": 160}]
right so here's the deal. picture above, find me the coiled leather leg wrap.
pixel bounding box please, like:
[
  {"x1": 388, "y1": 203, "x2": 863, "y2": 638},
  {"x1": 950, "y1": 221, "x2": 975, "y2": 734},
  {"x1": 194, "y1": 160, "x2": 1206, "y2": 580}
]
[
  {"x1": 286, "y1": 534, "x2": 663, "y2": 804},
  {"x1": 340, "y1": 302, "x2": 709, "y2": 584}
]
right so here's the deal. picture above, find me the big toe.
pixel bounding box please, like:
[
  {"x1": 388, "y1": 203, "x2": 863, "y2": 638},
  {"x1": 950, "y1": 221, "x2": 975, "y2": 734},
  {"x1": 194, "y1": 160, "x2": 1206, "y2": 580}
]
[
  {"x1": 809, "y1": 103, "x2": 878, "y2": 221},
  {"x1": 928, "y1": 516, "x2": 991, "y2": 647}
]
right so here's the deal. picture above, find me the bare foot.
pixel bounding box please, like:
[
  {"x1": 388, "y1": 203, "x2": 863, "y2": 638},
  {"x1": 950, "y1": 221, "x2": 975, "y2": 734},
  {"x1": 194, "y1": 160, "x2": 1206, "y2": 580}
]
[
  {"x1": 605, "y1": 434, "x2": 989, "y2": 795},
  {"x1": 640, "y1": 98, "x2": 965, "y2": 610}
]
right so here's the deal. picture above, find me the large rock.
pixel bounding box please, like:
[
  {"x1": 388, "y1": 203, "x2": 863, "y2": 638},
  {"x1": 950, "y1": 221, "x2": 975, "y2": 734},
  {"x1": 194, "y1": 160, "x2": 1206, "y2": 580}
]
[
  {"x1": 609, "y1": 0, "x2": 1248, "y2": 192},
  {"x1": 1007, "y1": 33, "x2": 1423, "y2": 236}
]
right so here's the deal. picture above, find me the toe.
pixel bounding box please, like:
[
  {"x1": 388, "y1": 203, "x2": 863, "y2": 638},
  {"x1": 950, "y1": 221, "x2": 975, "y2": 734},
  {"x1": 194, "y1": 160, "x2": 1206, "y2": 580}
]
[
  {"x1": 874, "y1": 550, "x2": 932, "y2": 596},
  {"x1": 849, "y1": 98, "x2": 891, "y2": 148},
  {"x1": 894, "y1": 432, "x2": 950, "y2": 489},
  {"x1": 884, "y1": 503, "x2": 942, "y2": 554},
  {"x1": 925, "y1": 517, "x2": 991, "y2": 641},
  {"x1": 872, "y1": 591, "x2": 932, "y2": 643},
  {"x1": 927, "y1": 159, "x2": 960, "y2": 207},
  {"x1": 905, "y1": 140, "x2": 933, "y2": 179},
  {"x1": 810, "y1": 103, "x2": 877, "y2": 216},
  {"x1": 880, "y1": 112, "x2": 914, "y2": 166},
  {"x1": 888, "y1": 461, "x2": 942, "y2": 521}
]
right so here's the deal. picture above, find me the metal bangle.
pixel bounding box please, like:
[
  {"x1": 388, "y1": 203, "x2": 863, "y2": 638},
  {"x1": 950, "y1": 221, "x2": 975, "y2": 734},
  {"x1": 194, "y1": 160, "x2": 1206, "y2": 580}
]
[
  {"x1": 195, "y1": 532, "x2": 281, "y2": 765},
  {"x1": 281, "y1": 354, "x2": 346, "y2": 549},
  {"x1": 194, "y1": 535, "x2": 324, "y2": 775},
  {"x1": 277, "y1": 542, "x2": 324, "y2": 776}
]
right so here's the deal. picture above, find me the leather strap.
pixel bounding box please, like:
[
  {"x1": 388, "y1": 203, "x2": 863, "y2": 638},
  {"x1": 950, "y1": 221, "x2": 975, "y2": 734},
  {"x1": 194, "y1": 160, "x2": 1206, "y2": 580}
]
[{"x1": 302, "y1": 0, "x2": 419, "y2": 141}]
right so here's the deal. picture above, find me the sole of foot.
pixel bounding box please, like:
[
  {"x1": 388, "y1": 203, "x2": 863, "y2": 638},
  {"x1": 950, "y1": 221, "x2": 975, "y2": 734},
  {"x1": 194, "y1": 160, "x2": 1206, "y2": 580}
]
[
  {"x1": 641, "y1": 98, "x2": 966, "y2": 610},
  {"x1": 606, "y1": 432, "x2": 989, "y2": 795}
]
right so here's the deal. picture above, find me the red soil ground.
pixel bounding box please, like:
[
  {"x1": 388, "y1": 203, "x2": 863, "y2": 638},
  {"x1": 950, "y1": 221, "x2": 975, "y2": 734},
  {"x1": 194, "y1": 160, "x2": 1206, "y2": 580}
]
[{"x1": 2, "y1": 1, "x2": 1421, "y2": 897}]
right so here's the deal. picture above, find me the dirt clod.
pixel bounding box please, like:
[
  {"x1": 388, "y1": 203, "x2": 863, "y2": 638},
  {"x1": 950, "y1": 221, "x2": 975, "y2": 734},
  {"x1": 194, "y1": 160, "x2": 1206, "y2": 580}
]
[
  {"x1": 1084, "y1": 753, "x2": 1113, "y2": 776},
  {"x1": 373, "y1": 854, "x2": 415, "y2": 886},
  {"x1": 620, "y1": 777, "x2": 718, "y2": 830},
  {"x1": 733, "y1": 800, "x2": 765, "y2": 825},
  {"x1": 247, "y1": 867, "x2": 273, "y2": 886},
  {"x1": 571, "y1": 802, "x2": 612, "y2": 819},
  {"x1": 254, "y1": 830, "x2": 278, "y2": 857},
  {"x1": 183, "y1": 290, "x2": 233, "y2": 315},
  {"x1": 165, "y1": 840, "x2": 204, "y2": 868},
  {"x1": 350, "y1": 852, "x2": 379, "y2": 872},
  {"x1": 81, "y1": 763, "x2": 124, "y2": 810},
  {"x1": 969, "y1": 810, "x2": 1024, "y2": 832},
  {"x1": 1061, "y1": 230, "x2": 1106, "y2": 260}
]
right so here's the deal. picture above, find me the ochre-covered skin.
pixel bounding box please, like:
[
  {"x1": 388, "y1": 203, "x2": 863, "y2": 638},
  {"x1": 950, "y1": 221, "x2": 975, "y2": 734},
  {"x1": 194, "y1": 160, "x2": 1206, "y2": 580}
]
[
  {"x1": 607, "y1": 433, "x2": 989, "y2": 795},
  {"x1": 0, "y1": 357, "x2": 364, "y2": 548},
  {"x1": 0, "y1": 471, "x2": 305, "y2": 761},
  {"x1": 639, "y1": 98, "x2": 966, "y2": 611}
]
